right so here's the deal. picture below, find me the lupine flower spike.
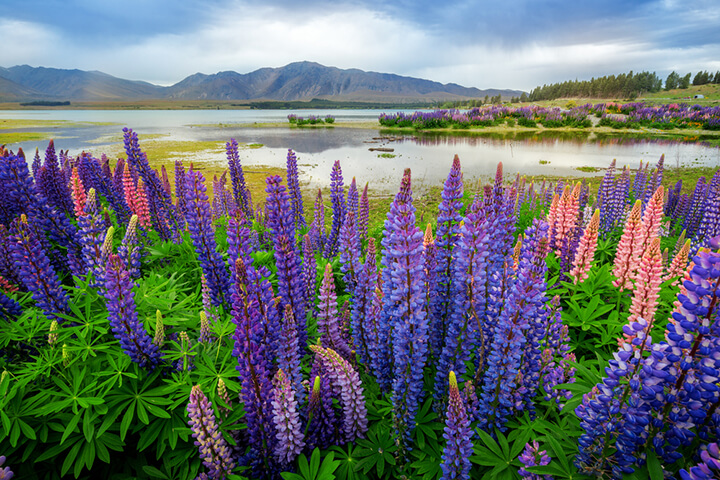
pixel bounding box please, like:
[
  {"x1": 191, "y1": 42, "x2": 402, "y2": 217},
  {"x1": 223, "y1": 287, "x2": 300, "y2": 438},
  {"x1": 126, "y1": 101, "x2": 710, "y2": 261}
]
[
  {"x1": 271, "y1": 369, "x2": 305, "y2": 466},
  {"x1": 612, "y1": 200, "x2": 643, "y2": 291},
  {"x1": 518, "y1": 441, "x2": 552, "y2": 480},
  {"x1": 187, "y1": 385, "x2": 236, "y2": 480},
  {"x1": 570, "y1": 209, "x2": 600, "y2": 284},
  {"x1": 440, "y1": 371, "x2": 473, "y2": 480}
]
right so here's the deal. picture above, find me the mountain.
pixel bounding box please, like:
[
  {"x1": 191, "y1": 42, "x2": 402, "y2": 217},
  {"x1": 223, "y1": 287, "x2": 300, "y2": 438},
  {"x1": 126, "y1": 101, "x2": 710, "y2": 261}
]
[{"x1": 0, "y1": 62, "x2": 524, "y2": 103}]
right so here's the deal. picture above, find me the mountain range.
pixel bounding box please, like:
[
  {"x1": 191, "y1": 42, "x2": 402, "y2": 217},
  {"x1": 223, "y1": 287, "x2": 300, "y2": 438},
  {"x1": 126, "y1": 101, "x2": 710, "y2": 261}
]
[{"x1": 0, "y1": 62, "x2": 524, "y2": 103}]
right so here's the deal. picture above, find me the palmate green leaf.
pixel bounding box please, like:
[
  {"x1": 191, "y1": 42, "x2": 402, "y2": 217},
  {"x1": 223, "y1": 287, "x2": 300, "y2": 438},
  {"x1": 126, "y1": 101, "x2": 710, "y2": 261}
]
[
  {"x1": 282, "y1": 449, "x2": 339, "y2": 480},
  {"x1": 409, "y1": 436, "x2": 443, "y2": 480},
  {"x1": 329, "y1": 443, "x2": 368, "y2": 480},
  {"x1": 354, "y1": 427, "x2": 397, "y2": 477},
  {"x1": 413, "y1": 398, "x2": 443, "y2": 450}
]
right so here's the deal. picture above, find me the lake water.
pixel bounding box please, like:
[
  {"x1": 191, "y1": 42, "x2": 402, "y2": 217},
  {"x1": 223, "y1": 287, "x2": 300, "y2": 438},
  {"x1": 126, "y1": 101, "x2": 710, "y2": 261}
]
[{"x1": 2, "y1": 109, "x2": 719, "y2": 193}]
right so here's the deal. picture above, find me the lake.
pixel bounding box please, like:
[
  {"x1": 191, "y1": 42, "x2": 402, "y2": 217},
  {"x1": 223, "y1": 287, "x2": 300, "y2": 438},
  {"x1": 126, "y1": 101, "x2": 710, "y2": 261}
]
[{"x1": 2, "y1": 109, "x2": 719, "y2": 192}]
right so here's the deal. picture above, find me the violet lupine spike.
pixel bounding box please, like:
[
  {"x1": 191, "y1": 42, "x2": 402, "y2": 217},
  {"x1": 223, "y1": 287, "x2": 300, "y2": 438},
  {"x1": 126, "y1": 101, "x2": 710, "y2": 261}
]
[
  {"x1": 690, "y1": 170, "x2": 720, "y2": 256},
  {"x1": 285, "y1": 149, "x2": 306, "y2": 229},
  {"x1": 422, "y1": 225, "x2": 439, "y2": 358},
  {"x1": 440, "y1": 371, "x2": 473, "y2": 480},
  {"x1": 183, "y1": 168, "x2": 230, "y2": 308},
  {"x1": 309, "y1": 345, "x2": 368, "y2": 442},
  {"x1": 123, "y1": 128, "x2": 181, "y2": 240},
  {"x1": 323, "y1": 160, "x2": 345, "y2": 258},
  {"x1": 354, "y1": 238, "x2": 379, "y2": 370},
  {"x1": 684, "y1": 176, "x2": 708, "y2": 238},
  {"x1": 9, "y1": 215, "x2": 70, "y2": 323},
  {"x1": 431, "y1": 155, "x2": 464, "y2": 364},
  {"x1": 338, "y1": 210, "x2": 361, "y2": 294},
  {"x1": 118, "y1": 215, "x2": 142, "y2": 280},
  {"x1": 271, "y1": 369, "x2": 305, "y2": 466},
  {"x1": 347, "y1": 177, "x2": 359, "y2": 219},
  {"x1": 174, "y1": 160, "x2": 188, "y2": 221},
  {"x1": 597, "y1": 159, "x2": 617, "y2": 235},
  {"x1": 37, "y1": 140, "x2": 74, "y2": 216},
  {"x1": 518, "y1": 441, "x2": 552, "y2": 480},
  {"x1": 103, "y1": 254, "x2": 161, "y2": 368},
  {"x1": 306, "y1": 372, "x2": 339, "y2": 450},
  {"x1": 278, "y1": 305, "x2": 304, "y2": 407},
  {"x1": 301, "y1": 234, "x2": 317, "y2": 310},
  {"x1": 231, "y1": 260, "x2": 277, "y2": 478},
  {"x1": 478, "y1": 220, "x2": 550, "y2": 432},
  {"x1": 434, "y1": 203, "x2": 491, "y2": 408},
  {"x1": 310, "y1": 188, "x2": 326, "y2": 253},
  {"x1": 358, "y1": 182, "x2": 370, "y2": 244},
  {"x1": 0, "y1": 290, "x2": 23, "y2": 322},
  {"x1": 226, "y1": 138, "x2": 253, "y2": 220},
  {"x1": 265, "y1": 175, "x2": 306, "y2": 346},
  {"x1": 77, "y1": 189, "x2": 106, "y2": 284},
  {"x1": 316, "y1": 264, "x2": 353, "y2": 361},
  {"x1": 187, "y1": 385, "x2": 236, "y2": 480}
]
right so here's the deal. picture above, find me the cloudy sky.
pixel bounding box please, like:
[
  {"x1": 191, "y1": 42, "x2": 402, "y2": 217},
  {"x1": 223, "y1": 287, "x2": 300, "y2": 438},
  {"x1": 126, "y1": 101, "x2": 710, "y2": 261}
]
[{"x1": 1, "y1": 0, "x2": 719, "y2": 91}]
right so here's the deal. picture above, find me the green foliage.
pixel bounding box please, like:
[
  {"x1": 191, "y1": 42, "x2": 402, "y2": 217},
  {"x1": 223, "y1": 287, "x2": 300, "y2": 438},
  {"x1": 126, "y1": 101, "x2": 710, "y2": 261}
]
[{"x1": 281, "y1": 449, "x2": 340, "y2": 480}]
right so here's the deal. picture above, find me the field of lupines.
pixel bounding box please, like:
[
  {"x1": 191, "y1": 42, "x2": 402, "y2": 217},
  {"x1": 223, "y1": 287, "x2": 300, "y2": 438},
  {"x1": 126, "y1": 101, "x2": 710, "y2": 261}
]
[
  {"x1": 0, "y1": 128, "x2": 719, "y2": 480},
  {"x1": 378, "y1": 102, "x2": 720, "y2": 131}
]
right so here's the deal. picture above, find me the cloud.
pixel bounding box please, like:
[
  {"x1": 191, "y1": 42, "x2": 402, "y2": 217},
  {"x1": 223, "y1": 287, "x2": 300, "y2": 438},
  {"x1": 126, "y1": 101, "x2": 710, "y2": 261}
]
[{"x1": 0, "y1": 19, "x2": 62, "y2": 66}]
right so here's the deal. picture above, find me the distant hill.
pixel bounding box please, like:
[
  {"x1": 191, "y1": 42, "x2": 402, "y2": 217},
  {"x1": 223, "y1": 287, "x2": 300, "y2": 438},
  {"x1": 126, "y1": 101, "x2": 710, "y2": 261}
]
[{"x1": 0, "y1": 62, "x2": 524, "y2": 104}]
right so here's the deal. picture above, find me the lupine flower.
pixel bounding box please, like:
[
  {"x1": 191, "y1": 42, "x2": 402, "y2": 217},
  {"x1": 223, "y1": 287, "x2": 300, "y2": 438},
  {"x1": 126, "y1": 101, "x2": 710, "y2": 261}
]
[
  {"x1": 518, "y1": 441, "x2": 552, "y2": 480},
  {"x1": 9, "y1": 215, "x2": 70, "y2": 322},
  {"x1": 324, "y1": 160, "x2": 346, "y2": 257},
  {"x1": 684, "y1": 176, "x2": 707, "y2": 237},
  {"x1": 216, "y1": 378, "x2": 232, "y2": 418},
  {"x1": 512, "y1": 235, "x2": 523, "y2": 271},
  {"x1": 0, "y1": 290, "x2": 22, "y2": 322},
  {"x1": 353, "y1": 238, "x2": 379, "y2": 370},
  {"x1": 630, "y1": 185, "x2": 664, "y2": 276},
  {"x1": 309, "y1": 345, "x2": 368, "y2": 442},
  {"x1": 187, "y1": 385, "x2": 236, "y2": 480},
  {"x1": 440, "y1": 371, "x2": 473, "y2": 480},
  {"x1": 626, "y1": 237, "x2": 663, "y2": 328},
  {"x1": 77, "y1": 189, "x2": 106, "y2": 283},
  {"x1": 570, "y1": 209, "x2": 600, "y2": 284},
  {"x1": 285, "y1": 149, "x2": 305, "y2": 229},
  {"x1": 118, "y1": 215, "x2": 142, "y2": 279},
  {"x1": 199, "y1": 311, "x2": 212, "y2": 344},
  {"x1": 316, "y1": 264, "x2": 353, "y2": 360},
  {"x1": 271, "y1": 369, "x2": 305, "y2": 465},
  {"x1": 0, "y1": 455, "x2": 14, "y2": 480},
  {"x1": 431, "y1": 155, "x2": 464, "y2": 365},
  {"x1": 691, "y1": 171, "x2": 720, "y2": 256},
  {"x1": 310, "y1": 188, "x2": 326, "y2": 253},
  {"x1": 154, "y1": 310, "x2": 164, "y2": 347},
  {"x1": 306, "y1": 372, "x2": 338, "y2": 450},
  {"x1": 347, "y1": 177, "x2": 359, "y2": 219},
  {"x1": 231, "y1": 260, "x2": 277, "y2": 477},
  {"x1": 680, "y1": 443, "x2": 720, "y2": 480},
  {"x1": 549, "y1": 183, "x2": 580, "y2": 251},
  {"x1": 36, "y1": 140, "x2": 74, "y2": 216},
  {"x1": 597, "y1": 159, "x2": 617, "y2": 234},
  {"x1": 358, "y1": 182, "x2": 370, "y2": 244},
  {"x1": 277, "y1": 305, "x2": 304, "y2": 406},
  {"x1": 183, "y1": 169, "x2": 230, "y2": 307},
  {"x1": 338, "y1": 210, "x2": 361, "y2": 294},
  {"x1": 134, "y1": 179, "x2": 152, "y2": 229},
  {"x1": 226, "y1": 139, "x2": 253, "y2": 220},
  {"x1": 478, "y1": 220, "x2": 549, "y2": 432},
  {"x1": 70, "y1": 166, "x2": 87, "y2": 217},
  {"x1": 612, "y1": 200, "x2": 643, "y2": 291},
  {"x1": 301, "y1": 234, "x2": 317, "y2": 308},
  {"x1": 103, "y1": 254, "x2": 161, "y2": 368}
]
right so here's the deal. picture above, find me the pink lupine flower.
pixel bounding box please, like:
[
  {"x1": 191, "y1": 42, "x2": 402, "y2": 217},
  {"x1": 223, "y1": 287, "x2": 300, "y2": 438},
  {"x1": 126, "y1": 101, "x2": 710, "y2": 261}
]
[
  {"x1": 630, "y1": 185, "x2": 664, "y2": 278},
  {"x1": 626, "y1": 237, "x2": 663, "y2": 331},
  {"x1": 570, "y1": 209, "x2": 600, "y2": 284},
  {"x1": 664, "y1": 238, "x2": 691, "y2": 285},
  {"x1": 612, "y1": 200, "x2": 643, "y2": 291},
  {"x1": 70, "y1": 166, "x2": 86, "y2": 217}
]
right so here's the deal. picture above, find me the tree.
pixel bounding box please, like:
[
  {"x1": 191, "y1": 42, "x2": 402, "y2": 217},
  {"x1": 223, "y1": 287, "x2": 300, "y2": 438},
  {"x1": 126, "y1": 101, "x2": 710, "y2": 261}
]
[
  {"x1": 665, "y1": 71, "x2": 680, "y2": 90},
  {"x1": 679, "y1": 73, "x2": 691, "y2": 89}
]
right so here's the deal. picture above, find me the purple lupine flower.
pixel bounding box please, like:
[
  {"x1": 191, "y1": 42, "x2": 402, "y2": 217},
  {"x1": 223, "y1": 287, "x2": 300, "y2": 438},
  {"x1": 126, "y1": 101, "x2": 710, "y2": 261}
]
[
  {"x1": 285, "y1": 149, "x2": 306, "y2": 229},
  {"x1": 666, "y1": 179, "x2": 682, "y2": 217},
  {"x1": 77, "y1": 188, "x2": 105, "y2": 262},
  {"x1": 316, "y1": 264, "x2": 353, "y2": 361},
  {"x1": 265, "y1": 175, "x2": 306, "y2": 347},
  {"x1": 309, "y1": 345, "x2": 368, "y2": 442},
  {"x1": 684, "y1": 176, "x2": 708, "y2": 237},
  {"x1": 347, "y1": 177, "x2": 359, "y2": 219},
  {"x1": 9, "y1": 215, "x2": 69, "y2": 322},
  {"x1": 301, "y1": 234, "x2": 317, "y2": 310},
  {"x1": 440, "y1": 371, "x2": 473, "y2": 480},
  {"x1": 631, "y1": 160, "x2": 648, "y2": 202},
  {"x1": 187, "y1": 385, "x2": 236, "y2": 480},
  {"x1": 354, "y1": 238, "x2": 379, "y2": 370},
  {"x1": 226, "y1": 139, "x2": 253, "y2": 220},
  {"x1": 431, "y1": 155, "x2": 464, "y2": 363},
  {"x1": 0, "y1": 455, "x2": 13, "y2": 480},
  {"x1": 518, "y1": 441, "x2": 552, "y2": 480},
  {"x1": 306, "y1": 372, "x2": 339, "y2": 450},
  {"x1": 680, "y1": 443, "x2": 720, "y2": 480},
  {"x1": 79, "y1": 152, "x2": 132, "y2": 228},
  {"x1": 323, "y1": 160, "x2": 345, "y2": 257},
  {"x1": 278, "y1": 305, "x2": 304, "y2": 407},
  {"x1": 422, "y1": 225, "x2": 439, "y2": 359},
  {"x1": 118, "y1": 215, "x2": 142, "y2": 279},
  {"x1": 381, "y1": 169, "x2": 429, "y2": 448},
  {"x1": 231, "y1": 260, "x2": 277, "y2": 478},
  {"x1": 338, "y1": 210, "x2": 361, "y2": 294},
  {"x1": 183, "y1": 168, "x2": 230, "y2": 307},
  {"x1": 103, "y1": 254, "x2": 161, "y2": 368},
  {"x1": 0, "y1": 290, "x2": 22, "y2": 322},
  {"x1": 434, "y1": 202, "x2": 490, "y2": 408},
  {"x1": 123, "y1": 128, "x2": 181, "y2": 240},
  {"x1": 271, "y1": 369, "x2": 305, "y2": 466},
  {"x1": 691, "y1": 170, "x2": 720, "y2": 255},
  {"x1": 310, "y1": 188, "x2": 326, "y2": 253},
  {"x1": 358, "y1": 182, "x2": 370, "y2": 244},
  {"x1": 478, "y1": 220, "x2": 549, "y2": 432},
  {"x1": 35, "y1": 140, "x2": 74, "y2": 216},
  {"x1": 0, "y1": 226, "x2": 20, "y2": 287}
]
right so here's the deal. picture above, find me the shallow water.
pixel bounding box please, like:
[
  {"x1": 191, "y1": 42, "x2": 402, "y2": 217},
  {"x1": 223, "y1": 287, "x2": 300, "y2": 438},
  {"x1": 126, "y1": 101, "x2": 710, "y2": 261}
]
[{"x1": 2, "y1": 109, "x2": 719, "y2": 193}]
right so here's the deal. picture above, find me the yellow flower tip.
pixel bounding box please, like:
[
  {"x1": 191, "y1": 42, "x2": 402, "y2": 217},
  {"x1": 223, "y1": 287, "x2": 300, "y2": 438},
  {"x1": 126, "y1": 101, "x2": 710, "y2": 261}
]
[{"x1": 449, "y1": 371, "x2": 458, "y2": 390}]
